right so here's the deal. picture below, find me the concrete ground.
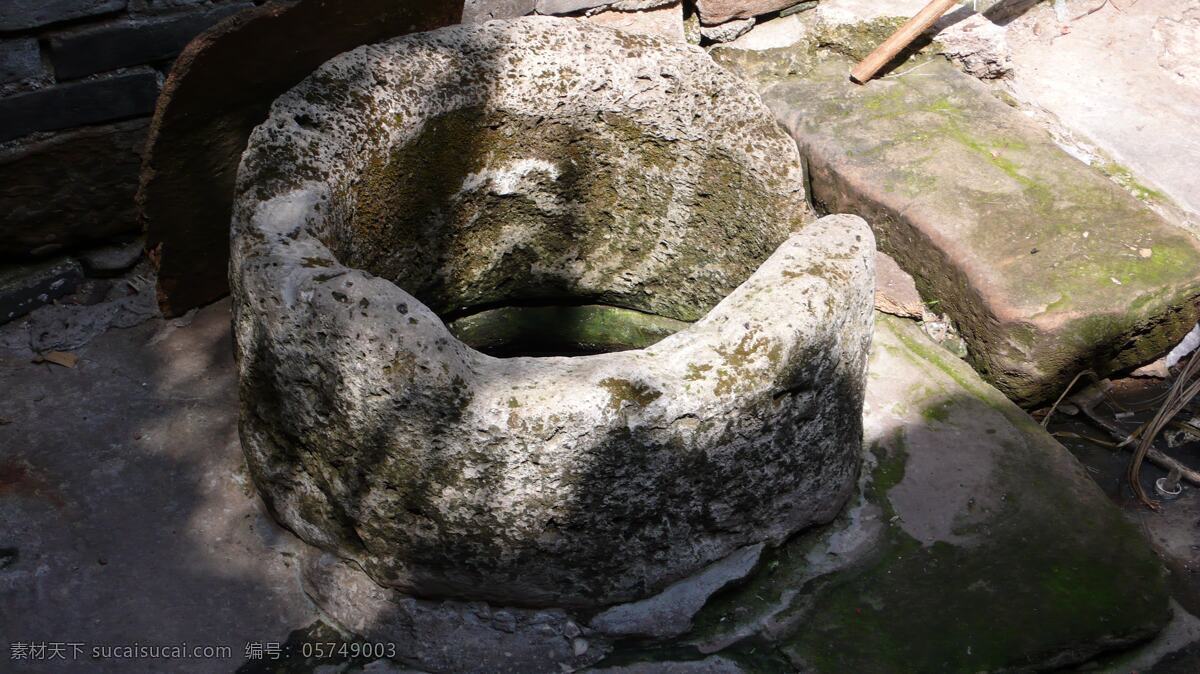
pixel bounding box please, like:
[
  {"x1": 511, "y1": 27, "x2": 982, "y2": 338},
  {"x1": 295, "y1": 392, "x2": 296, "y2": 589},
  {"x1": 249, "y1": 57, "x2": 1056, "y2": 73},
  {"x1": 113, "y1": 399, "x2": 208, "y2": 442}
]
[
  {"x1": 1005, "y1": 0, "x2": 1200, "y2": 231},
  {"x1": 0, "y1": 298, "x2": 321, "y2": 673}
]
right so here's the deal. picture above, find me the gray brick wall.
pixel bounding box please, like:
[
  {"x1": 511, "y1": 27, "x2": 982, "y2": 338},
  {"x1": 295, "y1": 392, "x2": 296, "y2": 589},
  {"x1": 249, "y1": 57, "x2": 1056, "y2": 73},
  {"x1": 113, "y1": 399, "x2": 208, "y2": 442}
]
[{"x1": 0, "y1": 0, "x2": 260, "y2": 259}]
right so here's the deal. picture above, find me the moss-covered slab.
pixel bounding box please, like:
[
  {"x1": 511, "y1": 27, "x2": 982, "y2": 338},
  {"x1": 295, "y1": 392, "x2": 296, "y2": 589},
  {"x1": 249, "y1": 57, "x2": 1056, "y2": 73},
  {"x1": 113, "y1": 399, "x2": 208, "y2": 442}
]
[
  {"x1": 749, "y1": 54, "x2": 1200, "y2": 405},
  {"x1": 684, "y1": 314, "x2": 1171, "y2": 672}
]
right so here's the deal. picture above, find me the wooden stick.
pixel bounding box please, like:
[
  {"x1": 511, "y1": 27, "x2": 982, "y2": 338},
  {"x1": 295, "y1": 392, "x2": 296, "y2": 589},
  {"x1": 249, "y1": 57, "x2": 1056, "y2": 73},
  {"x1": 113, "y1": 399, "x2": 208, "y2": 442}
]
[{"x1": 849, "y1": 0, "x2": 960, "y2": 84}]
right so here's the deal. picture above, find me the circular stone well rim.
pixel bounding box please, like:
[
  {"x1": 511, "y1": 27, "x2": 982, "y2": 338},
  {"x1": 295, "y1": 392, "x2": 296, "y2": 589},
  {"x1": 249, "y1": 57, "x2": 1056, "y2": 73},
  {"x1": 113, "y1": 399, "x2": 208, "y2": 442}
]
[{"x1": 230, "y1": 17, "x2": 874, "y2": 610}]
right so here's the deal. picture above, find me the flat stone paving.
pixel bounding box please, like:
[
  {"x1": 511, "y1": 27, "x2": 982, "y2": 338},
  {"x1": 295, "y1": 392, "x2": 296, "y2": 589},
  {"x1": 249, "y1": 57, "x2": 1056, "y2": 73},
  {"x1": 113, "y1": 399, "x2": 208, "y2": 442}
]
[
  {"x1": 1006, "y1": 0, "x2": 1200, "y2": 229},
  {"x1": 754, "y1": 55, "x2": 1200, "y2": 405}
]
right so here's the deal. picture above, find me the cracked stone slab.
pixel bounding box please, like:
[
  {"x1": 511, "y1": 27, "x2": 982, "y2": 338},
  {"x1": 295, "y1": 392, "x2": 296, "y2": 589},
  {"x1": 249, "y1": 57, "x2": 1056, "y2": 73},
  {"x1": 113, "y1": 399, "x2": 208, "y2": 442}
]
[{"x1": 750, "y1": 54, "x2": 1200, "y2": 405}]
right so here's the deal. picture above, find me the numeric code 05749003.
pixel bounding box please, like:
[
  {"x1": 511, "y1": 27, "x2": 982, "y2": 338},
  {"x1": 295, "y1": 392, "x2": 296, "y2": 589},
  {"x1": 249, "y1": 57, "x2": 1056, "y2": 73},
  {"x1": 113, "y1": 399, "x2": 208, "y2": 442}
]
[{"x1": 301, "y1": 641, "x2": 397, "y2": 659}]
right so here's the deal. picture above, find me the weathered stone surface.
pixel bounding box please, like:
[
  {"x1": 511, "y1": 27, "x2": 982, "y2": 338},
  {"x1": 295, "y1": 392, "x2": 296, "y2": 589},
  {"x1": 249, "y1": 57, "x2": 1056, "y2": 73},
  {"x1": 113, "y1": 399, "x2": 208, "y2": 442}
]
[
  {"x1": 0, "y1": 39, "x2": 42, "y2": 85},
  {"x1": 873, "y1": 250, "x2": 924, "y2": 319},
  {"x1": 589, "y1": 656, "x2": 748, "y2": 672},
  {"x1": 302, "y1": 551, "x2": 610, "y2": 673},
  {"x1": 0, "y1": 119, "x2": 149, "y2": 258},
  {"x1": 587, "y1": 2, "x2": 685, "y2": 42},
  {"x1": 235, "y1": 17, "x2": 811, "y2": 325},
  {"x1": 700, "y1": 16, "x2": 754, "y2": 43},
  {"x1": 590, "y1": 543, "x2": 764, "y2": 639},
  {"x1": 753, "y1": 55, "x2": 1200, "y2": 405},
  {"x1": 696, "y1": 0, "x2": 797, "y2": 25},
  {"x1": 236, "y1": 211, "x2": 870, "y2": 606},
  {"x1": 0, "y1": 70, "x2": 158, "y2": 144},
  {"x1": 138, "y1": 0, "x2": 461, "y2": 317},
  {"x1": 26, "y1": 262, "x2": 159, "y2": 351},
  {"x1": 231, "y1": 18, "x2": 862, "y2": 608},
  {"x1": 686, "y1": 313, "x2": 1172, "y2": 671},
  {"x1": 684, "y1": 10, "x2": 702, "y2": 44},
  {"x1": 463, "y1": 0, "x2": 536, "y2": 22},
  {"x1": 130, "y1": 0, "x2": 232, "y2": 13},
  {"x1": 0, "y1": 258, "x2": 82, "y2": 325},
  {"x1": 725, "y1": 12, "x2": 807, "y2": 49},
  {"x1": 48, "y1": 3, "x2": 253, "y2": 80},
  {"x1": 609, "y1": 0, "x2": 679, "y2": 10},
  {"x1": 79, "y1": 238, "x2": 144, "y2": 277},
  {"x1": 1006, "y1": 0, "x2": 1200, "y2": 230},
  {"x1": 0, "y1": 0, "x2": 125, "y2": 31},
  {"x1": 535, "y1": 0, "x2": 611, "y2": 14},
  {"x1": 936, "y1": 12, "x2": 1011, "y2": 79}
]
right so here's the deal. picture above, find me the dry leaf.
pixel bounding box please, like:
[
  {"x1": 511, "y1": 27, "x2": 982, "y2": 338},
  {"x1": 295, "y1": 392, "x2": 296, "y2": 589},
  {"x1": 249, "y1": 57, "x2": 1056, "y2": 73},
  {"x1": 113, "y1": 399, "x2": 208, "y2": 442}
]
[{"x1": 41, "y1": 351, "x2": 79, "y2": 368}]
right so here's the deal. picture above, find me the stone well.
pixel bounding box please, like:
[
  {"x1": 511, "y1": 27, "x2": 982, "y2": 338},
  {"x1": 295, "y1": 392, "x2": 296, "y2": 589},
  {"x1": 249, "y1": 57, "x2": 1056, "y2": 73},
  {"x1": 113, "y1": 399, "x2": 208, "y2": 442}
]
[{"x1": 230, "y1": 17, "x2": 875, "y2": 609}]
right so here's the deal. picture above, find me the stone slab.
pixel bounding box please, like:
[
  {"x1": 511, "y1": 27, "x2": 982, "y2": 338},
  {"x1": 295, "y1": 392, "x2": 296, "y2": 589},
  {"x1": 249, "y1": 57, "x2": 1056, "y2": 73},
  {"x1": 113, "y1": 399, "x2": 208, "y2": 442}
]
[
  {"x1": 0, "y1": 119, "x2": 149, "y2": 258},
  {"x1": 586, "y1": 2, "x2": 685, "y2": 42},
  {"x1": 138, "y1": 0, "x2": 462, "y2": 317},
  {"x1": 873, "y1": 250, "x2": 923, "y2": 319},
  {"x1": 535, "y1": 0, "x2": 611, "y2": 14},
  {"x1": 699, "y1": 16, "x2": 754, "y2": 43},
  {"x1": 695, "y1": 0, "x2": 797, "y2": 25},
  {"x1": 463, "y1": 0, "x2": 536, "y2": 22},
  {"x1": 684, "y1": 313, "x2": 1172, "y2": 671},
  {"x1": 79, "y1": 238, "x2": 144, "y2": 277},
  {"x1": 1006, "y1": 0, "x2": 1200, "y2": 227},
  {"x1": 590, "y1": 544, "x2": 764, "y2": 639},
  {"x1": 725, "y1": 12, "x2": 807, "y2": 50},
  {"x1": 0, "y1": 69, "x2": 158, "y2": 144},
  {"x1": 0, "y1": 0, "x2": 126, "y2": 31},
  {"x1": 302, "y1": 551, "x2": 610, "y2": 673},
  {"x1": 0, "y1": 258, "x2": 82, "y2": 325},
  {"x1": 49, "y1": 3, "x2": 253, "y2": 80},
  {"x1": 0, "y1": 39, "x2": 42, "y2": 85},
  {"x1": 755, "y1": 55, "x2": 1200, "y2": 405}
]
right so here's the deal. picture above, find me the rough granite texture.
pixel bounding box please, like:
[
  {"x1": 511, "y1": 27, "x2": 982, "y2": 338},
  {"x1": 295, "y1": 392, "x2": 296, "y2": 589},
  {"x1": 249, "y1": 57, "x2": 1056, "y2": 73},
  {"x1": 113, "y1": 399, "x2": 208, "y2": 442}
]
[
  {"x1": 231, "y1": 17, "x2": 864, "y2": 610},
  {"x1": 734, "y1": 52, "x2": 1200, "y2": 405}
]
